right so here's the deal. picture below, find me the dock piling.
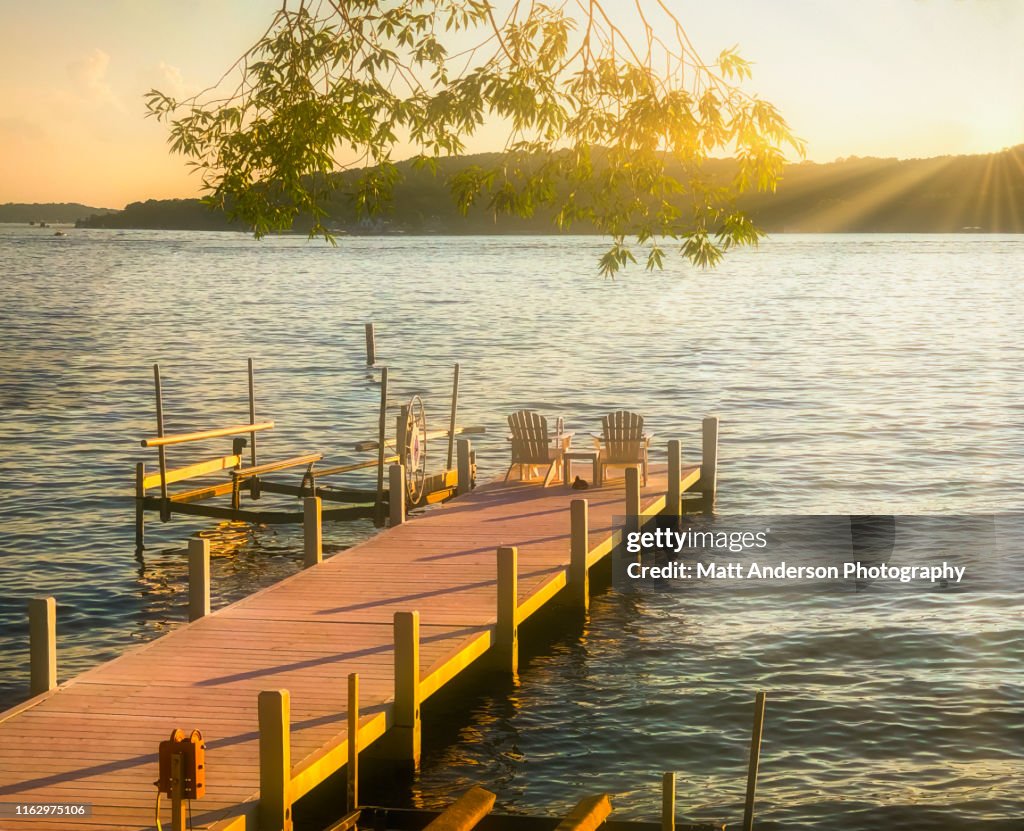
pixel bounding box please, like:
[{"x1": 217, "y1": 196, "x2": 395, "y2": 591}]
[
  {"x1": 701, "y1": 416, "x2": 719, "y2": 513},
  {"x1": 303, "y1": 496, "x2": 323, "y2": 567},
  {"x1": 569, "y1": 499, "x2": 590, "y2": 611},
  {"x1": 248, "y1": 357, "x2": 259, "y2": 472},
  {"x1": 626, "y1": 467, "x2": 641, "y2": 528},
  {"x1": 258, "y1": 689, "x2": 293, "y2": 831},
  {"x1": 742, "y1": 690, "x2": 767, "y2": 831},
  {"x1": 153, "y1": 363, "x2": 170, "y2": 521},
  {"x1": 28, "y1": 596, "x2": 56, "y2": 696},
  {"x1": 447, "y1": 363, "x2": 460, "y2": 470},
  {"x1": 456, "y1": 439, "x2": 472, "y2": 496},
  {"x1": 667, "y1": 440, "x2": 682, "y2": 518},
  {"x1": 392, "y1": 610, "x2": 422, "y2": 766},
  {"x1": 347, "y1": 672, "x2": 359, "y2": 812},
  {"x1": 495, "y1": 546, "x2": 519, "y2": 674},
  {"x1": 661, "y1": 772, "x2": 675, "y2": 831},
  {"x1": 389, "y1": 464, "x2": 406, "y2": 525},
  {"x1": 188, "y1": 537, "x2": 211, "y2": 621},
  {"x1": 135, "y1": 462, "x2": 146, "y2": 551},
  {"x1": 364, "y1": 323, "x2": 375, "y2": 365},
  {"x1": 374, "y1": 367, "x2": 389, "y2": 526}
]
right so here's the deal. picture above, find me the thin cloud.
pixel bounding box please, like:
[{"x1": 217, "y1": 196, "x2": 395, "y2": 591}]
[
  {"x1": 67, "y1": 48, "x2": 123, "y2": 111},
  {"x1": 158, "y1": 62, "x2": 186, "y2": 100}
]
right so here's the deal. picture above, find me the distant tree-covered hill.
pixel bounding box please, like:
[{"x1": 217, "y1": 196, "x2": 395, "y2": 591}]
[
  {"x1": 74, "y1": 146, "x2": 1024, "y2": 234},
  {"x1": 1, "y1": 203, "x2": 115, "y2": 224},
  {"x1": 76, "y1": 199, "x2": 247, "y2": 231}
]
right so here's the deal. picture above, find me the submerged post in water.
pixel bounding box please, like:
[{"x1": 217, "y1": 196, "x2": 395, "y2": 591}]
[
  {"x1": 661, "y1": 772, "x2": 675, "y2": 831},
  {"x1": 701, "y1": 416, "x2": 719, "y2": 513},
  {"x1": 365, "y1": 322, "x2": 376, "y2": 365},
  {"x1": 742, "y1": 690, "x2": 767, "y2": 831}
]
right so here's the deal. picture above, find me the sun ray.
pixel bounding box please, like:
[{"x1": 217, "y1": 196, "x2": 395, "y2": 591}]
[{"x1": 792, "y1": 155, "x2": 957, "y2": 231}]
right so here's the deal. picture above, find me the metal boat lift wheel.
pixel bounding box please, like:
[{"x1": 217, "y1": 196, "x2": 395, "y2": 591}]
[{"x1": 403, "y1": 395, "x2": 427, "y2": 505}]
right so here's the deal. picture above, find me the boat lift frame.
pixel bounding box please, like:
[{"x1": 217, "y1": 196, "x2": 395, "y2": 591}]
[{"x1": 134, "y1": 359, "x2": 483, "y2": 550}]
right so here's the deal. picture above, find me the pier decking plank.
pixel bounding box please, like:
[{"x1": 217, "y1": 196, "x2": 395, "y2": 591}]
[{"x1": 0, "y1": 466, "x2": 696, "y2": 830}]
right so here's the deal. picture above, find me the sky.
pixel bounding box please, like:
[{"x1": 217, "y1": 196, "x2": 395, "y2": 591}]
[{"x1": 1, "y1": 0, "x2": 1022, "y2": 208}]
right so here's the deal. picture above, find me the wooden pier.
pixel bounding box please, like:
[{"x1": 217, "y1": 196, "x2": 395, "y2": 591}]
[{"x1": 1, "y1": 434, "x2": 712, "y2": 831}]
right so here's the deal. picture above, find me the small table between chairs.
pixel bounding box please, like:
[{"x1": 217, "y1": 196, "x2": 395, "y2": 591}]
[{"x1": 562, "y1": 448, "x2": 601, "y2": 488}]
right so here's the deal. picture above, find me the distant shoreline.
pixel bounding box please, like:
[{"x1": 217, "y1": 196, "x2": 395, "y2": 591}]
[
  {"x1": 3, "y1": 223, "x2": 1017, "y2": 236},
  {"x1": 6, "y1": 143, "x2": 1023, "y2": 233}
]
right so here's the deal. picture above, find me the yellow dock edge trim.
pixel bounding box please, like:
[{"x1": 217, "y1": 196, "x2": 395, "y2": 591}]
[
  {"x1": 641, "y1": 494, "x2": 667, "y2": 518},
  {"x1": 587, "y1": 530, "x2": 621, "y2": 568},
  {"x1": 420, "y1": 629, "x2": 494, "y2": 700},
  {"x1": 0, "y1": 686, "x2": 58, "y2": 725},
  {"x1": 679, "y1": 467, "x2": 702, "y2": 497},
  {"x1": 517, "y1": 571, "x2": 568, "y2": 622},
  {"x1": 290, "y1": 710, "x2": 390, "y2": 801}
]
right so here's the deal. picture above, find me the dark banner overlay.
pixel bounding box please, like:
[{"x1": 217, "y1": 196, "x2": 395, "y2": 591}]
[{"x1": 612, "y1": 514, "x2": 1024, "y2": 594}]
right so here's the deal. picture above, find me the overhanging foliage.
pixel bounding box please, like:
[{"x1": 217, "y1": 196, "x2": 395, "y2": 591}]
[{"x1": 147, "y1": 1, "x2": 804, "y2": 274}]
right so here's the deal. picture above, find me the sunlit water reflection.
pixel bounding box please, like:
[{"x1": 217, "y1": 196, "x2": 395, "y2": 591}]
[{"x1": 0, "y1": 227, "x2": 1020, "y2": 828}]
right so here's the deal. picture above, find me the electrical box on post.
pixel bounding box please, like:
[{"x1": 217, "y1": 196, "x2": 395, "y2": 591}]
[{"x1": 157, "y1": 728, "x2": 206, "y2": 799}]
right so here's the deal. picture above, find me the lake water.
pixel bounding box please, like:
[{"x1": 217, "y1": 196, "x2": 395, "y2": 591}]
[{"x1": 0, "y1": 227, "x2": 1021, "y2": 829}]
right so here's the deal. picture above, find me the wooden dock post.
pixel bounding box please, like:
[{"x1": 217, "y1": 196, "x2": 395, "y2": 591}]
[
  {"x1": 188, "y1": 537, "x2": 210, "y2": 622},
  {"x1": 389, "y1": 464, "x2": 406, "y2": 526},
  {"x1": 667, "y1": 439, "x2": 682, "y2": 518},
  {"x1": 495, "y1": 546, "x2": 519, "y2": 674},
  {"x1": 396, "y1": 405, "x2": 408, "y2": 464},
  {"x1": 259, "y1": 689, "x2": 293, "y2": 831},
  {"x1": 365, "y1": 322, "x2": 376, "y2": 365},
  {"x1": 303, "y1": 496, "x2": 322, "y2": 568},
  {"x1": 153, "y1": 363, "x2": 170, "y2": 521},
  {"x1": 374, "y1": 366, "x2": 389, "y2": 526},
  {"x1": 569, "y1": 499, "x2": 589, "y2": 611},
  {"x1": 135, "y1": 461, "x2": 146, "y2": 551},
  {"x1": 447, "y1": 363, "x2": 460, "y2": 470},
  {"x1": 742, "y1": 691, "x2": 767, "y2": 831},
  {"x1": 392, "y1": 611, "x2": 421, "y2": 766},
  {"x1": 661, "y1": 772, "x2": 675, "y2": 831},
  {"x1": 28, "y1": 596, "x2": 56, "y2": 696},
  {"x1": 701, "y1": 416, "x2": 719, "y2": 513},
  {"x1": 248, "y1": 358, "x2": 259, "y2": 471},
  {"x1": 347, "y1": 672, "x2": 359, "y2": 812},
  {"x1": 626, "y1": 466, "x2": 641, "y2": 527},
  {"x1": 456, "y1": 439, "x2": 472, "y2": 496},
  {"x1": 557, "y1": 794, "x2": 612, "y2": 831}
]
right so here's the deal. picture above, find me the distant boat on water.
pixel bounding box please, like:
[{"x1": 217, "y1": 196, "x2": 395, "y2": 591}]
[{"x1": 53, "y1": 230, "x2": 66, "y2": 237}]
